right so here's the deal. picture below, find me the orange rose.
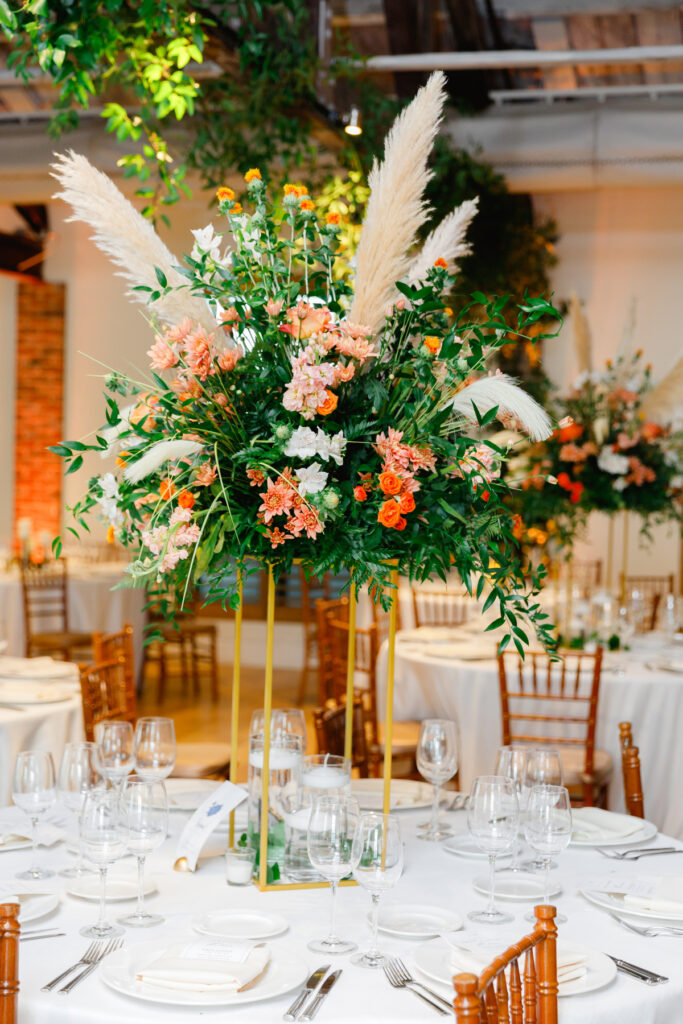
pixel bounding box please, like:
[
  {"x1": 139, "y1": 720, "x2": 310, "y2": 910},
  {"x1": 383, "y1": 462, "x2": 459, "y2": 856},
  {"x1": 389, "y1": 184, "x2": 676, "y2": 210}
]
[
  {"x1": 395, "y1": 515, "x2": 407, "y2": 531},
  {"x1": 398, "y1": 492, "x2": 415, "y2": 514},
  {"x1": 558, "y1": 422, "x2": 583, "y2": 443},
  {"x1": 177, "y1": 489, "x2": 196, "y2": 510},
  {"x1": 160, "y1": 479, "x2": 176, "y2": 501},
  {"x1": 353, "y1": 486, "x2": 368, "y2": 502},
  {"x1": 433, "y1": 258, "x2": 448, "y2": 269},
  {"x1": 378, "y1": 471, "x2": 401, "y2": 496},
  {"x1": 216, "y1": 186, "x2": 235, "y2": 202},
  {"x1": 642, "y1": 421, "x2": 663, "y2": 440},
  {"x1": 317, "y1": 390, "x2": 338, "y2": 416},
  {"x1": 244, "y1": 168, "x2": 261, "y2": 183},
  {"x1": 377, "y1": 499, "x2": 401, "y2": 529},
  {"x1": 423, "y1": 335, "x2": 441, "y2": 355}
]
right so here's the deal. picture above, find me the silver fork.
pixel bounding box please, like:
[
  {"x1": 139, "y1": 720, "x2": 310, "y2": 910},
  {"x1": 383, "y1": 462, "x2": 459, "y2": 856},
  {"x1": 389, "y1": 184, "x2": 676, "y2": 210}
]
[
  {"x1": 42, "y1": 941, "x2": 103, "y2": 992},
  {"x1": 59, "y1": 938, "x2": 124, "y2": 994},
  {"x1": 610, "y1": 912, "x2": 683, "y2": 938},
  {"x1": 384, "y1": 958, "x2": 451, "y2": 1014},
  {"x1": 597, "y1": 847, "x2": 680, "y2": 861}
]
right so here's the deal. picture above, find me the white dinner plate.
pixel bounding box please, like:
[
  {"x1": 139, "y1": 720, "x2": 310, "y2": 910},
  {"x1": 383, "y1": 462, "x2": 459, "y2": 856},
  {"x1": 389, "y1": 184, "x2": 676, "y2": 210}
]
[
  {"x1": 67, "y1": 874, "x2": 157, "y2": 902},
  {"x1": 581, "y1": 888, "x2": 683, "y2": 926},
  {"x1": 413, "y1": 937, "x2": 616, "y2": 998},
  {"x1": 165, "y1": 779, "x2": 222, "y2": 811},
  {"x1": 570, "y1": 817, "x2": 658, "y2": 848},
  {"x1": 101, "y1": 941, "x2": 308, "y2": 1007},
  {"x1": 17, "y1": 893, "x2": 60, "y2": 924},
  {"x1": 0, "y1": 681, "x2": 76, "y2": 704},
  {"x1": 193, "y1": 909, "x2": 289, "y2": 940},
  {"x1": 646, "y1": 659, "x2": 683, "y2": 674},
  {"x1": 373, "y1": 904, "x2": 463, "y2": 939},
  {"x1": 351, "y1": 779, "x2": 434, "y2": 812},
  {"x1": 443, "y1": 834, "x2": 511, "y2": 862},
  {"x1": 472, "y1": 870, "x2": 561, "y2": 902}
]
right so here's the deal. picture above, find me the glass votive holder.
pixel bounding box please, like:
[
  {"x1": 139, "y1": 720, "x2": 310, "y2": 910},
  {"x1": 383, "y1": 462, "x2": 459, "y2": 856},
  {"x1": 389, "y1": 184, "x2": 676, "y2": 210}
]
[{"x1": 225, "y1": 845, "x2": 255, "y2": 886}]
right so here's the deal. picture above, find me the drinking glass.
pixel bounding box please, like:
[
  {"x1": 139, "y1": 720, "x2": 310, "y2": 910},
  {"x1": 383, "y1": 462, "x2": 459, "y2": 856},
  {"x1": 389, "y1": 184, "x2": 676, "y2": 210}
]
[
  {"x1": 79, "y1": 789, "x2": 127, "y2": 938},
  {"x1": 307, "y1": 795, "x2": 360, "y2": 954},
  {"x1": 351, "y1": 813, "x2": 403, "y2": 968},
  {"x1": 614, "y1": 605, "x2": 635, "y2": 675},
  {"x1": 495, "y1": 745, "x2": 528, "y2": 872},
  {"x1": 521, "y1": 749, "x2": 563, "y2": 870},
  {"x1": 524, "y1": 785, "x2": 572, "y2": 924},
  {"x1": 416, "y1": 718, "x2": 459, "y2": 841},
  {"x1": 58, "y1": 742, "x2": 103, "y2": 878},
  {"x1": 12, "y1": 751, "x2": 57, "y2": 880},
  {"x1": 119, "y1": 777, "x2": 168, "y2": 927},
  {"x1": 467, "y1": 775, "x2": 519, "y2": 924},
  {"x1": 96, "y1": 720, "x2": 134, "y2": 789},
  {"x1": 134, "y1": 717, "x2": 176, "y2": 783},
  {"x1": 251, "y1": 708, "x2": 308, "y2": 752}
]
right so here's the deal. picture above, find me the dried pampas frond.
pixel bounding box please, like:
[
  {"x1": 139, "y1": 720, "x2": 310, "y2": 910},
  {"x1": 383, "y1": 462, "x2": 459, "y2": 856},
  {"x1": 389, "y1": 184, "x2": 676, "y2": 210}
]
[
  {"x1": 570, "y1": 292, "x2": 592, "y2": 375},
  {"x1": 349, "y1": 72, "x2": 447, "y2": 334},
  {"x1": 640, "y1": 355, "x2": 683, "y2": 424},
  {"x1": 614, "y1": 296, "x2": 637, "y2": 385},
  {"x1": 448, "y1": 374, "x2": 553, "y2": 442},
  {"x1": 51, "y1": 151, "x2": 217, "y2": 336},
  {"x1": 408, "y1": 197, "x2": 479, "y2": 284},
  {"x1": 124, "y1": 439, "x2": 203, "y2": 483}
]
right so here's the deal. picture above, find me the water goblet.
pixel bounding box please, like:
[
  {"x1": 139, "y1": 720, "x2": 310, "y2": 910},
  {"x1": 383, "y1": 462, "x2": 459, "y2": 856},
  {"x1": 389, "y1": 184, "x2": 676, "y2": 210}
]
[
  {"x1": 307, "y1": 795, "x2": 360, "y2": 955},
  {"x1": 118, "y1": 777, "x2": 168, "y2": 927},
  {"x1": 58, "y1": 742, "x2": 103, "y2": 878},
  {"x1": 134, "y1": 717, "x2": 176, "y2": 783},
  {"x1": 79, "y1": 789, "x2": 127, "y2": 938},
  {"x1": 96, "y1": 720, "x2": 134, "y2": 789},
  {"x1": 12, "y1": 750, "x2": 57, "y2": 881},
  {"x1": 521, "y1": 749, "x2": 563, "y2": 870},
  {"x1": 351, "y1": 813, "x2": 403, "y2": 968},
  {"x1": 416, "y1": 718, "x2": 459, "y2": 841},
  {"x1": 467, "y1": 775, "x2": 518, "y2": 924},
  {"x1": 495, "y1": 745, "x2": 528, "y2": 872},
  {"x1": 524, "y1": 785, "x2": 572, "y2": 924}
]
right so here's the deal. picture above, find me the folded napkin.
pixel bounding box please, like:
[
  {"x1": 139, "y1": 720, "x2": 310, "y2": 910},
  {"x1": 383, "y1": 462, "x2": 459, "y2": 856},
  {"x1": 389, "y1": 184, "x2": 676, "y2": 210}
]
[
  {"x1": 449, "y1": 945, "x2": 588, "y2": 988},
  {"x1": 0, "y1": 834, "x2": 28, "y2": 847},
  {"x1": 0, "y1": 823, "x2": 64, "y2": 848},
  {"x1": 136, "y1": 941, "x2": 270, "y2": 993},
  {"x1": 571, "y1": 807, "x2": 644, "y2": 843},
  {"x1": 620, "y1": 878, "x2": 683, "y2": 915}
]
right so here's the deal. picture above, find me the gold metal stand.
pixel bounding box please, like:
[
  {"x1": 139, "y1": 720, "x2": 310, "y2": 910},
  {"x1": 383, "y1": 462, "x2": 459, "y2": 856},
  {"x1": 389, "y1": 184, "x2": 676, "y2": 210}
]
[
  {"x1": 620, "y1": 511, "x2": 630, "y2": 603},
  {"x1": 229, "y1": 569, "x2": 243, "y2": 847},
  {"x1": 606, "y1": 516, "x2": 614, "y2": 592}
]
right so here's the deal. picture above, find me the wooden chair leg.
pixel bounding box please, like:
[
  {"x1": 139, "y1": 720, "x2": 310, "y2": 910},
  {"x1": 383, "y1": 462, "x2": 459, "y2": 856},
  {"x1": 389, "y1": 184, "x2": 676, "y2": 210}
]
[
  {"x1": 210, "y1": 631, "x2": 219, "y2": 703},
  {"x1": 189, "y1": 636, "x2": 200, "y2": 696},
  {"x1": 157, "y1": 646, "x2": 166, "y2": 704}
]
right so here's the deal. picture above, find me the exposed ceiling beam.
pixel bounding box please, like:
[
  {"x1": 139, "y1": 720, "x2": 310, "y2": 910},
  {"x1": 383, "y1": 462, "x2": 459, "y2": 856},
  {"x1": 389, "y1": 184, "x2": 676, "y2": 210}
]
[{"x1": 365, "y1": 44, "x2": 683, "y2": 72}]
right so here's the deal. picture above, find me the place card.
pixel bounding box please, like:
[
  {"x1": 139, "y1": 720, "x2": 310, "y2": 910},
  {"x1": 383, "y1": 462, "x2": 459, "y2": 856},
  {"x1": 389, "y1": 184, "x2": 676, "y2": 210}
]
[{"x1": 174, "y1": 781, "x2": 247, "y2": 872}]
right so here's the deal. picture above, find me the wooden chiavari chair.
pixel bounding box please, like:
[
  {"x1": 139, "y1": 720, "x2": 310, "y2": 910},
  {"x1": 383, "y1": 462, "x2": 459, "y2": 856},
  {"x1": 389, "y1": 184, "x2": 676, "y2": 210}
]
[
  {"x1": 21, "y1": 558, "x2": 91, "y2": 660},
  {"x1": 619, "y1": 721, "x2": 645, "y2": 819},
  {"x1": 411, "y1": 583, "x2": 472, "y2": 629},
  {"x1": 453, "y1": 905, "x2": 558, "y2": 1023},
  {"x1": 0, "y1": 903, "x2": 19, "y2": 1024},
  {"x1": 564, "y1": 559, "x2": 602, "y2": 597},
  {"x1": 313, "y1": 696, "x2": 381, "y2": 777},
  {"x1": 145, "y1": 611, "x2": 218, "y2": 703},
  {"x1": 498, "y1": 648, "x2": 612, "y2": 807},
  {"x1": 622, "y1": 573, "x2": 674, "y2": 632},
  {"x1": 314, "y1": 596, "x2": 348, "y2": 704},
  {"x1": 93, "y1": 621, "x2": 135, "y2": 703},
  {"x1": 296, "y1": 569, "x2": 331, "y2": 704}
]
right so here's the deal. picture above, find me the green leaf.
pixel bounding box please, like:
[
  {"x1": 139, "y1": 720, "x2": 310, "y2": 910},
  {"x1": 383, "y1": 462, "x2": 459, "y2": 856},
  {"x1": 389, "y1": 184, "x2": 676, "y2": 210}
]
[{"x1": 154, "y1": 266, "x2": 168, "y2": 288}]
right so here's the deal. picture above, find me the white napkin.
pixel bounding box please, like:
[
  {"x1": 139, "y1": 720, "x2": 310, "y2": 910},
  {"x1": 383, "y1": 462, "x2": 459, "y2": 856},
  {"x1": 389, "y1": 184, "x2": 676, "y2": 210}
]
[
  {"x1": 621, "y1": 878, "x2": 683, "y2": 915},
  {"x1": 449, "y1": 944, "x2": 588, "y2": 987},
  {"x1": 0, "y1": 657, "x2": 75, "y2": 680},
  {"x1": 136, "y1": 941, "x2": 270, "y2": 992},
  {"x1": 0, "y1": 823, "x2": 64, "y2": 848},
  {"x1": 571, "y1": 807, "x2": 644, "y2": 843}
]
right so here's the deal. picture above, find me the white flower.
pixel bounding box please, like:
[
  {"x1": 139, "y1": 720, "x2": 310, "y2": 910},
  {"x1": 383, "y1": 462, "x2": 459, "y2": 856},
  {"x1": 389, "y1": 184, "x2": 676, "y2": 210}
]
[
  {"x1": 593, "y1": 416, "x2": 609, "y2": 446},
  {"x1": 613, "y1": 477, "x2": 628, "y2": 491},
  {"x1": 191, "y1": 224, "x2": 221, "y2": 262},
  {"x1": 296, "y1": 463, "x2": 328, "y2": 496},
  {"x1": 98, "y1": 473, "x2": 119, "y2": 499},
  {"x1": 284, "y1": 427, "x2": 319, "y2": 460},
  {"x1": 597, "y1": 446, "x2": 630, "y2": 475},
  {"x1": 316, "y1": 430, "x2": 346, "y2": 466}
]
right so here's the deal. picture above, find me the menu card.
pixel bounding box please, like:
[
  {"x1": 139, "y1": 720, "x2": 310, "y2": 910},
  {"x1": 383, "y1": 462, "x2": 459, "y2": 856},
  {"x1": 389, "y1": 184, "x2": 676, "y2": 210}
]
[{"x1": 174, "y1": 781, "x2": 247, "y2": 872}]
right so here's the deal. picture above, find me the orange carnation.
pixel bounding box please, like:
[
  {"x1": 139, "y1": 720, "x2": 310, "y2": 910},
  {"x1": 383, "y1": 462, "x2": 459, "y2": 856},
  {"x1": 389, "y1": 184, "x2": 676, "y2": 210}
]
[
  {"x1": 423, "y1": 335, "x2": 441, "y2": 355},
  {"x1": 316, "y1": 390, "x2": 338, "y2": 416},
  {"x1": 177, "y1": 489, "x2": 196, "y2": 510},
  {"x1": 398, "y1": 492, "x2": 415, "y2": 514},
  {"x1": 378, "y1": 471, "x2": 402, "y2": 496},
  {"x1": 244, "y1": 168, "x2": 262, "y2": 183},
  {"x1": 216, "y1": 186, "x2": 235, "y2": 202},
  {"x1": 377, "y1": 499, "x2": 401, "y2": 529},
  {"x1": 159, "y1": 479, "x2": 176, "y2": 501},
  {"x1": 433, "y1": 258, "x2": 448, "y2": 269},
  {"x1": 299, "y1": 199, "x2": 315, "y2": 212},
  {"x1": 353, "y1": 486, "x2": 368, "y2": 502}
]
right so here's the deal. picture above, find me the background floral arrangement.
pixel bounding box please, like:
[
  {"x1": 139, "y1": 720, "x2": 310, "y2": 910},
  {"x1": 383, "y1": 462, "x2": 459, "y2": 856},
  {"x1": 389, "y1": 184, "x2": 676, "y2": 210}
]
[{"x1": 49, "y1": 73, "x2": 560, "y2": 655}]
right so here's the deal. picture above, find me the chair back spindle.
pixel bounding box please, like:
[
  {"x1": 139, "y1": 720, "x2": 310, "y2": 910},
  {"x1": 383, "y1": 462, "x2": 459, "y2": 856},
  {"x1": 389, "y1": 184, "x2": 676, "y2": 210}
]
[
  {"x1": 619, "y1": 721, "x2": 645, "y2": 818},
  {"x1": 0, "y1": 903, "x2": 19, "y2": 1024}
]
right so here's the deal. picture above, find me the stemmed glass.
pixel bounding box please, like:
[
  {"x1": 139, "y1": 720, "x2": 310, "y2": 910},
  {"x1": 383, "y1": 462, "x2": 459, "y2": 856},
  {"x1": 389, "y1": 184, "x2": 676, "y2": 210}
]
[
  {"x1": 134, "y1": 717, "x2": 176, "y2": 783},
  {"x1": 521, "y1": 749, "x2": 563, "y2": 870},
  {"x1": 58, "y1": 742, "x2": 103, "y2": 878},
  {"x1": 79, "y1": 788, "x2": 127, "y2": 938},
  {"x1": 467, "y1": 775, "x2": 519, "y2": 924},
  {"x1": 416, "y1": 718, "x2": 459, "y2": 841},
  {"x1": 495, "y1": 745, "x2": 528, "y2": 873},
  {"x1": 251, "y1": 708, "x2": 308, "y2": 752},
  {"x1": 96, "y1": 721, "x2": 134, "y2": 789},
  {"x1": 12, "y1": 751, "x2": 57, "y2": 880},
  {"x1": 307, "y1": 795, "x2": 360, "y2": 955},
  {"x1": 351, "y1": 813, "x2": 403, "y2": 968},
  {"x1": 524, "y1": 785, "x2": 572, "y2": 924},
  {"x1": 119, "y1": 777, "x2": 168, "y2": 927}
]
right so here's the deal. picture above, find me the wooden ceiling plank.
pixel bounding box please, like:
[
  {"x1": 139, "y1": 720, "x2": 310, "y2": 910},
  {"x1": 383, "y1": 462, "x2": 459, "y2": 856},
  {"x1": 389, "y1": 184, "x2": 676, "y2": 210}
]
[
  {"x1": 598, "y1": 13, "x2": 642, "y2": 85},
  {"x1": 566, "y1": 13, "x2": 604, "y2": 87},
  {"x1": 532, "y1": 17, "x2": 577, "y2": 90},
  {"x1": 636, "y1": 10, "x2": 683, "y2": 83}
]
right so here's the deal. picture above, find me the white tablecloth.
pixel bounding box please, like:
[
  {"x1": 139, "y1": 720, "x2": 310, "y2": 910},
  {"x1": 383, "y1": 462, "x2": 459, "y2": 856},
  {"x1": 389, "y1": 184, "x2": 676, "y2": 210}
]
[
  {"x1": 0, "y1": 565, "x2": 146, "y2": 678},
  {"x1": 11, "y1": 801, "x2": 683, "y2": 1023},
  {"x1": 377, "y1": 632, "x2": 683, "y2": 839}
]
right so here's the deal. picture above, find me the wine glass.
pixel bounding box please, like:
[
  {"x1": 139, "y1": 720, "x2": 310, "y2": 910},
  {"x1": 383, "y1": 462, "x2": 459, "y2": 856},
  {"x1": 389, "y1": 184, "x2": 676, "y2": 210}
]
[
  {"x1": 416, "y1": 718, "x2": 459, "y2": 841},
  {"x1": 351, "y1": 813, "x2": 403, "y2": 968},
  {"x1": 79, "y1": 789, "x2": 127, "y2": 938},
  {"x1": 307, "y1": 795, "x2": 360, "y2": 954},
  {"x1": 521, "y1": 749, "x2": 563, "y2": 870},
  {"x1": 467, "y1": 775, "x2": 519, "y2": 924},
  {"x1": 134, "y1": 717, "x2": 176, "y2": 783},
  {"x1": 96, "y1": 720, "x2": 134, "y2": 789},
  {"x1": 118, "y1": 777, "x2": 168, "y2": 927},
  {"x1": 12, "y1": 750, "x2": 57, "y2": 880},
  {"x1": 524, "y1": 785, "x2": 572, "y2": 924},
  {"x1": 495, "y1": 745, "x2": 528, "y2": 873},
  {"x1": 251, "y1": 708, "x2": 308, "y2": 752},
  {"x1": 58, "y1": 742, "x2": 103, "y2": 878}
]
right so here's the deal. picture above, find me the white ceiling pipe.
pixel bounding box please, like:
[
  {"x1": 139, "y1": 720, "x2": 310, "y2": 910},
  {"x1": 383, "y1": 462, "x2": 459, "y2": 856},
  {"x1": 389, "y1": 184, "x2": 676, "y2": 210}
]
[{"x1": 365, "y1": 45, "x2": 683, "y2": 72}]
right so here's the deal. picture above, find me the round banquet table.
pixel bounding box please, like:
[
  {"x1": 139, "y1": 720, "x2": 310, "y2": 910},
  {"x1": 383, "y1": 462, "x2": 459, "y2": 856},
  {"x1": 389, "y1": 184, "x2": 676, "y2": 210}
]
[
  {"x1": 10, "y1": 799, "x2": 683, "y2": 1023},
  {"x1": 377, "y1": 631, "x2": 683, "y2": 840}
]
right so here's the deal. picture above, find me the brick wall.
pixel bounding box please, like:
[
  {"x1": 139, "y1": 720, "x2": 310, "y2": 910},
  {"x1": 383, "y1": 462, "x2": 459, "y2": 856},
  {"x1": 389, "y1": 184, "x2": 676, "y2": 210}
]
[{"x1": 13, "y1": 280, "x2": 66, "y2": 545}]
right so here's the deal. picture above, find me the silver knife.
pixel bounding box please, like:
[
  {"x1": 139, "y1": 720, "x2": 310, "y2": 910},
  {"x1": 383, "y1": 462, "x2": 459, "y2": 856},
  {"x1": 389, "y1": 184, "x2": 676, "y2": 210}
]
[
  {"x1": 606, "y1": 955, "x2": 668, "y2": 985},
  {"x1": 300, "y1": 969, "x2": 341, "y2": 1021},
  {"x1": 283, "y1": 965, "x2": 330, "y2": 1021}
]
